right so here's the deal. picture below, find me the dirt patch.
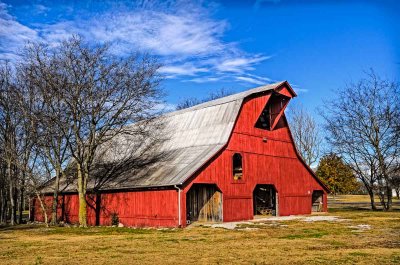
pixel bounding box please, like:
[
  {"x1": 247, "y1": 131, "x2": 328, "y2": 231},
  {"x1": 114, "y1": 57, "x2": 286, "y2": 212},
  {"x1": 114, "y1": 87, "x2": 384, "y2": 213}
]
[
  {"x1": 302, "y1": 216, "x2": 347, "y2": 222},
  {"x1": 204, "y1": 215, "x2": 346, "y2": 230},
  {"x1": 349, "y1": 224, "x2": 372, "y2": 232}
]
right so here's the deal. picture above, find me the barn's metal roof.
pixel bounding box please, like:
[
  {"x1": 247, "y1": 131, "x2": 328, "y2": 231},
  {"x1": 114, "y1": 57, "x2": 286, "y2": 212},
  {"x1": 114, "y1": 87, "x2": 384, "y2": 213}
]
[{"x1": 42, "y1": 81, "x2": 288, "y2": 193}]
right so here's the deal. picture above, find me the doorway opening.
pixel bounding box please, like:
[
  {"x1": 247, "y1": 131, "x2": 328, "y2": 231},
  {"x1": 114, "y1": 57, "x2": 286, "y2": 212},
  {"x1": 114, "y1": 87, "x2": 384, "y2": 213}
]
[
  {"x1": 311, "y1": 190, "x2": 324, "y2": 212},
  {"x1": 186, "y1": 184, "x2": 222, "y2": 223},
  {"x1": 253, "y1": 184, "x2": 277, "y2": 216}
]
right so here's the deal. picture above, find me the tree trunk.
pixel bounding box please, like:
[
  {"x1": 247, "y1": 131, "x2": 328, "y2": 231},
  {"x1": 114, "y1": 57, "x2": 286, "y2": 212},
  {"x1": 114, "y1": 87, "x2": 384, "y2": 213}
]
[
  {"x1": 396, "y1": 188, "x2": 400, "y2": 200},
  {"x1": 367, "y1": 189, "x2": 377, "y2": 210},
  {"x1": 0, "y1": 188, "x2": 4, "y2": 224},
  {"x1": 13, "y1": 186, "x2": 17, "y2": 224},
  {"x1": 28, "y1": 197, "x2": 32, "y2": 222},
  {"x1": 50, "y1": 167, "x2": 61, "y2": 225},
  {"x1": 77, "y1": 163, "x2": 88, "y2": 227},
  {"x1": 18, "y1": 178, "x2": 25, "y2": 224},
  {"x1": 36, "y1": 193, "x2": 49, "y2": 227},
  {"x1": 7, "y1": 160, "x2": 15, "y2": 225},
  {"x1": 385, "y1": 187, "x2": 392, "y2": 211},
  {"x1": 378, "y1": 186, "x2": 393, "y2": 211}
]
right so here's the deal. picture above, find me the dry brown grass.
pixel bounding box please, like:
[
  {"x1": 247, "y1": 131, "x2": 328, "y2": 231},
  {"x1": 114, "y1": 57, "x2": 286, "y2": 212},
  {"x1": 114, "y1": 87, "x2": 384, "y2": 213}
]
[
  {"x1": 1, "y1": 195, "x2": 399, "y2": 265},
  {"x1": 329, "y1": 194, "x2": 373, "y2": 202}
]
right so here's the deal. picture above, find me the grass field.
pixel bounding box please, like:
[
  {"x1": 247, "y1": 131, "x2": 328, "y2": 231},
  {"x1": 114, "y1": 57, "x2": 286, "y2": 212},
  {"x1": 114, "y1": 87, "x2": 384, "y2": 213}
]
[{"x1": 1, "y1": 196, "x2": 399, "y2": 265}]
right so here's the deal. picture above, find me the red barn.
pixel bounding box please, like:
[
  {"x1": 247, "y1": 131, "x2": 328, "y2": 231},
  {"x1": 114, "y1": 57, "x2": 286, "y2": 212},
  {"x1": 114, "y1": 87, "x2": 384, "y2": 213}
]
[{"x1": 33, "y1": 81, "x2": 328, "y2": 227}]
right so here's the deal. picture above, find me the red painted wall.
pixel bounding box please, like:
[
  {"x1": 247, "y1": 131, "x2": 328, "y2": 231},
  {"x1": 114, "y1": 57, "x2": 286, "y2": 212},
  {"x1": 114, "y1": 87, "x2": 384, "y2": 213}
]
[
  {"x1": 181, "y1": 89, "x2": 328, "y2": 224},
  {"x1": 33, "y1": 86, "x2": 327, "y2": 227},
  {"x1": 33, "y1": 189, "x2": 179, "y2": 227}
]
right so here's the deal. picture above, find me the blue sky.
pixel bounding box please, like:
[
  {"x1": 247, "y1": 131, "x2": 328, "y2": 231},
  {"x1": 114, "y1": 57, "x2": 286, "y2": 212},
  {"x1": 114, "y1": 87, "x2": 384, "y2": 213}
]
[{"x1": 0, "y1": 0, "x2": 399, "y2": 114}]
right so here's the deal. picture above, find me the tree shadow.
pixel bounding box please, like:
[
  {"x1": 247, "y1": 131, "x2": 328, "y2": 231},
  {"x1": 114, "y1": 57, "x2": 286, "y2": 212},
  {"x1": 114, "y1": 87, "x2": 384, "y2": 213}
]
[{"x1": 83, "y1": 118, "x2": 172, "y2": 225}]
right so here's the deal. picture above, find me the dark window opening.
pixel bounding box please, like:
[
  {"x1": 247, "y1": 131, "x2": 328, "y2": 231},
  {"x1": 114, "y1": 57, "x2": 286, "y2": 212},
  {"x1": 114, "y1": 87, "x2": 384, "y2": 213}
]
[{"x1": 233, "y1": 153, "x2": 243, "y2": 180}]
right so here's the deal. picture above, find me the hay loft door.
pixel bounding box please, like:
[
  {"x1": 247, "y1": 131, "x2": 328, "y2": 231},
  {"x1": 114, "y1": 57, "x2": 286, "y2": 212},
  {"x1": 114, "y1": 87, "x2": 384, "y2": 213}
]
[{"x1": 186, "y1": 184, "x2": 222, "y2": 223}]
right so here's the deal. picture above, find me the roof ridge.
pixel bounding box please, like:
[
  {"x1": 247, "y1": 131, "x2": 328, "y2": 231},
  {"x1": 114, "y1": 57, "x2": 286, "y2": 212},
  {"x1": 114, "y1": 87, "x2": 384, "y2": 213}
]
[{"x1": 163, "y1": 81, "x2": 286, "y2": 118}]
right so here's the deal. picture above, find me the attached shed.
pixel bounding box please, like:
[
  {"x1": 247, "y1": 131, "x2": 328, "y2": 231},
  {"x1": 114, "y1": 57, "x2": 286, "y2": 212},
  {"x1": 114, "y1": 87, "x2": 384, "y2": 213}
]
[{"x1": 32, "y1": 81, "x2": 329, "y2": 227}]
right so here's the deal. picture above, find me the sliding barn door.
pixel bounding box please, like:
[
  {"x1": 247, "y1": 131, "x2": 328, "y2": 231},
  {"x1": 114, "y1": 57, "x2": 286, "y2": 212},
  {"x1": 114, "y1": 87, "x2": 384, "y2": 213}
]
[{"x1": 186, "y1": 184, "x2": 222, "y2": 222}]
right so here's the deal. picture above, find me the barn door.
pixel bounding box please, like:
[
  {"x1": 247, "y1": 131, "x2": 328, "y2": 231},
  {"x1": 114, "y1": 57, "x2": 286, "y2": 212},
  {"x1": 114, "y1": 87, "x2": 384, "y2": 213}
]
[
  {"x1": 311, "y1": 190, "x2": 324, "y2": 212},
  {"x1": 186, "y1": 184, "x2": 222, "y2": 223},
  {"x1": 253, "y1": 184, "x2": 277, "y2": 216}
]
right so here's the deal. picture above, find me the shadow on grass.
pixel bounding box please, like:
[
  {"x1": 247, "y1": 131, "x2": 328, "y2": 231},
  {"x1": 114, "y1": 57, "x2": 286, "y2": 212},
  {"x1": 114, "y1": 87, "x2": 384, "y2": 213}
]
[
  {"x1": 0, "y1": 223, "x2": 177, "y2": 236},
  {"x1": 0, "y1": 224, "x2": 45, "y2": 232}
]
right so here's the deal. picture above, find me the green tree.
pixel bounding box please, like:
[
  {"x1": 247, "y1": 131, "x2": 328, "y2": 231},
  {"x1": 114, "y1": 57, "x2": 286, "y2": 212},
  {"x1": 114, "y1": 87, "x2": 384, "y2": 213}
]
[{"x1": 316, "y1": 153, "x2": 359, "y2": 196}]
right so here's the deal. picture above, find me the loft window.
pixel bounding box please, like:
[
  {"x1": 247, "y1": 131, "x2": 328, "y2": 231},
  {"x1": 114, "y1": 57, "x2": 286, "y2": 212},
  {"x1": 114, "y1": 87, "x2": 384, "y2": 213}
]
[
  {"x1": 255, "y1": 93, "x2": 289, "y2": 130},
  {"x1": 233, "y1": 153, "x2": 243, "y2": 180}
]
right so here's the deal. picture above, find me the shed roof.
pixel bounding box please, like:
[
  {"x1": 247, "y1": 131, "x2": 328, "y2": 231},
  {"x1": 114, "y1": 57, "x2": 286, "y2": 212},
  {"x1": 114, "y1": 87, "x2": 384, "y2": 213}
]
[{"x1": 42, "y1": 81, "x2": 292, "y2": 193}]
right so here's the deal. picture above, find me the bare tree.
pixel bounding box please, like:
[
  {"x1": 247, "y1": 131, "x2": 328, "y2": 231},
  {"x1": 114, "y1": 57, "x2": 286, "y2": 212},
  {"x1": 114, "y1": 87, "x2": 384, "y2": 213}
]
[
  {"x1": 287, "y1": 103, "x2": 322, "y2": 166},
  {"x1": 18, "y1": 44, "x2": 73, "y2": 225},
  {"x1": 30, "y1": 36, "x2": 163, "y2": 227},
  {"x1": 0, "y1": 62, "x2": 19, "y2": 225},
  {"x1": 0, "y1": 61, "x2": 51, "y2": 226},
  {"x1": 176, "y1": 98, "x2": 202, "y2": 110},
  {"x1": 176, "y1": 88, "x2": 234, "y2": 110},
  {"x1": 390, "y1": 170, "x2": 400, "y2": 199},
  {"x1": 321, "y1": 70, "x2": 400, "y2": 211}
]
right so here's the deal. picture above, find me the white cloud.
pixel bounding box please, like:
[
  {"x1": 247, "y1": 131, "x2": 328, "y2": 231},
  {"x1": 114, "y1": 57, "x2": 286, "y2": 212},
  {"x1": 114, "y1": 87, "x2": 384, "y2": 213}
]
[
  {"x1": 0, "y1": 1, "x2": 273, "y2": 85},
  {"x1": 33, "y1": 4, "x2": 50, "y2": 15},
  {"x1": 39, "y1": 21, "x2": 78, "y2": 46},
  {"x1": 159, "y1": 63, "x2": 209, "y2": 76},
  {"x1": 216, "y1": 55, "x2": 271, "y2": 73},
  {"x1": 246, "y1": 73, "x2": 272, "y2": 82},
  {"x1": 187, "y1": 76, "x2": 222, "y2": 83},
  {"x1": 0, "y1": 2, "x2": 39, "y2": 60},
  {"x1": 290, "y1": 84, "x2": 309, "y2": 94},
  {"x1": 69, "y1": 8, "x2": 229, "y2": 59},
  {"x1": 235, "y1": 73, "x2": 272, "y2": 85},
  {"x1": 236, "y1": 76, "x2": 264, "y2": 85},
  {"x1": 152, "y1": 102, "x2": 177, "y2": 112}
]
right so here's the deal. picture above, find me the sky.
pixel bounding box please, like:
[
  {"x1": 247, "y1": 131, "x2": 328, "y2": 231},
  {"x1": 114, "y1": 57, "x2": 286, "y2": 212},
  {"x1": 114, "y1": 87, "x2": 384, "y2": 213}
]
[{"x1": 0, "y1": 0, "x2": 399, "y2": 114}]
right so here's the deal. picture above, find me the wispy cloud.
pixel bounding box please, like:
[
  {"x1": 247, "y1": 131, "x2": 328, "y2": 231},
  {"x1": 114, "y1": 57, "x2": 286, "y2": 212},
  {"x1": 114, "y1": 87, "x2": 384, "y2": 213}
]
[
  {"x1": 0, "y1": 1, "x2": 273, "y2": 85},
  {"x1": 187, "y1": 76, "x2": 222, "y2": 83},
  {"x1": 159, "y1": 63, "x2": 209, "y2": 77},
  {"x1": 216, "y1": 55, "x2": 271, "y2": 73},
  {"x1": 236, "y1": 73, "x2": 272, "y2": 85},
  {"x1": 289, "y1": 84, "x2": 309, "y2": 94},
  {"x1": 0, "y1": 2, "x2": 39, "y2": 60},
  {"x1": 86, "y1": 11, "x2": 228, "y2": 58}
]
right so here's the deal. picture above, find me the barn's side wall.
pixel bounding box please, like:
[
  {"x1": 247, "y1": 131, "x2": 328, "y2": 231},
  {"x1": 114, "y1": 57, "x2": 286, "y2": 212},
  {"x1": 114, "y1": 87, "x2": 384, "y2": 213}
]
[
  {"x1": 183, "y1": 90, "x2": 327, "y2": 224},
  {"x1": 33, "y1": 189, "x2": 179, "y2": 227}
]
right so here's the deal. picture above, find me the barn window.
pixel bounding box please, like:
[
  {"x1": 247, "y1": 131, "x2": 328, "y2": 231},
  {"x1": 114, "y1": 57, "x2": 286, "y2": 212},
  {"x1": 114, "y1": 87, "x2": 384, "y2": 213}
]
[
  {"x1": 233, "y1": 153, "x2": 243, "y2": 180},
  {"x1": 255, "y1": 93, "x2": 289, "y2": 130}
]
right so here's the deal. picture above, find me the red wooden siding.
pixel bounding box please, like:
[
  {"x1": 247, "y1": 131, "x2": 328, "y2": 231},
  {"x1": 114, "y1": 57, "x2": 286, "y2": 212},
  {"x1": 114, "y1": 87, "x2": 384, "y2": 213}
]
[
  {"x1": 182, "y1": 86, "x2": 327, "y2": 224},
  {"x1": 33, "y1": 189, "x2": 179, "y2": 227}
]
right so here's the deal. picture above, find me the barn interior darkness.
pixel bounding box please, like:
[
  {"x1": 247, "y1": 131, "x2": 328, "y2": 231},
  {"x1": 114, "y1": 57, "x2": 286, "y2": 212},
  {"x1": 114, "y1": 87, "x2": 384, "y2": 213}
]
[
  {"x1": 255, "y1": 92, "x2": 289, "y2": 130},
  {"x1": 253, "y1": 184, "x2": 277, "y2": 216}
]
